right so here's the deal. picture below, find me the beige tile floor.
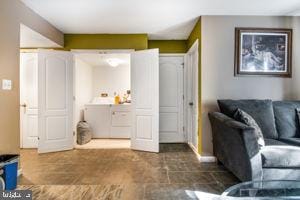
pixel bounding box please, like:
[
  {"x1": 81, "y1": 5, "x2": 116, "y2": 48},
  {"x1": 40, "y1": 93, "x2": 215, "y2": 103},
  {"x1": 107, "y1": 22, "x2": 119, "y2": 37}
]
[
  {"x1": 75, "y1": 139, "x2": 131, "y2": 149},
  {"x1": 18, "y1": 144, "x2": 239, "y2": 200}
]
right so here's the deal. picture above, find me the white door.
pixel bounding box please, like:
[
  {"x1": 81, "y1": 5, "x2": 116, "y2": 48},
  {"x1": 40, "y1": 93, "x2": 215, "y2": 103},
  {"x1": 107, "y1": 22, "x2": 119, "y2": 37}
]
[
  {"x1": 186, "y1": 41, "x2": 199, "y2": 150},
  {"x1": 159, "y1": 56, "x2": 184, "y2": 143},
  {"x1": 20, "y1": 53, "x2": 38, "y2": 148},
  {"x1": 131, "y1": 49, "x2": 159, "y2": 152},
  {"x1": 38, "y1": 50, "x2": 74, "y2": 153}
]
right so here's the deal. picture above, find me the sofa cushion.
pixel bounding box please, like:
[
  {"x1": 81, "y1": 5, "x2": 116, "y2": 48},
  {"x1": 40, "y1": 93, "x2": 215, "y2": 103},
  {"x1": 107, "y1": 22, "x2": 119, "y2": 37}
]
[
  {"x1": 264, "y1": 139, "x2": 290, "y2": 146},
  {"x1": 218, "y1": 99, "x2": 277, "y2": 139},
  {"x1": 279, "y1": 138, "x2": 300, "y2": 147},
  {"x1": 261, "y1": 146, "x2": 300, "y2": 168},
  {"x1": 273, "y1": 101, "x2": 300, "y2": 138},
  {"x1": 233, "y1": 109, "x2": 265, "y2": 147}
]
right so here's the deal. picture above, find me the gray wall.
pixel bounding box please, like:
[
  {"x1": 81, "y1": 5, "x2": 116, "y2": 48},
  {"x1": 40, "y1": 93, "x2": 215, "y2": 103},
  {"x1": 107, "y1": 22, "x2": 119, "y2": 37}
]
[{"x1": 201, "y1": 16, "x2": 300, "y2": 156}]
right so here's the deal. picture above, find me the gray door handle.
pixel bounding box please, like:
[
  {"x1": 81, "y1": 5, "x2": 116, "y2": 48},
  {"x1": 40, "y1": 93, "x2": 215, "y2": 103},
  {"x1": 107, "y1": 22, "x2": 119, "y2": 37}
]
[{"x1": 189, "y1": 102, "x2": 194, "y2": 106}]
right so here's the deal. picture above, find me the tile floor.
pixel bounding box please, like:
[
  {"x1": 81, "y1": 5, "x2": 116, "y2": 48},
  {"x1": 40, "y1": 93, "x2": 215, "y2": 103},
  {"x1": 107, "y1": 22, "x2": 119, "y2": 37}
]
[
  {"x1": 18, "y1": 144, "x2": 239, "y2": 200},
  {"x1": 75, "y1": 139, "x2": 131, "y2": 149}
]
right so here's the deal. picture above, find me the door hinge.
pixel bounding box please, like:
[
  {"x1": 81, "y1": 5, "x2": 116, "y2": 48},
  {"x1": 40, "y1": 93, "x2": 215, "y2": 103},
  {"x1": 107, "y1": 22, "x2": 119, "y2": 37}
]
[
  {"x1": 183, "y1": 126, "x2": 185, "y2": 131},
  {"x1": 73, "y1": 131, "x2": 75, "y2": 136},
  {"x1": 181, "y1": 63, "x2": 184, "y2": 68},
  {"x1": 183, "y1": 95, "x2": 184, "y2": 100}
]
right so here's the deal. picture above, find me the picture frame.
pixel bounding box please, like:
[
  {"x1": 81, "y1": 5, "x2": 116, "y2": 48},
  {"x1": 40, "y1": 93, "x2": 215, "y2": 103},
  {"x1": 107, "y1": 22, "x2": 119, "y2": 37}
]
[{"x1": 234, "y1": 28, "x2": 292, "y2": 77}]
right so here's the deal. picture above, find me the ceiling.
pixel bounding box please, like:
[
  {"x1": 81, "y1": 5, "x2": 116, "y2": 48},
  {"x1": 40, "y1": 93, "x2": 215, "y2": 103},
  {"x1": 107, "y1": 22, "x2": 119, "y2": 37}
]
[
  {"x1": 21, "y1": 0, "x2": 300, "y2": 40},
  {"x1": 75, "y1": 53, "x2": 130, "y2": 67},
  {"x1": 20, "y1": 24, "x2": 62, "y2": 48}
]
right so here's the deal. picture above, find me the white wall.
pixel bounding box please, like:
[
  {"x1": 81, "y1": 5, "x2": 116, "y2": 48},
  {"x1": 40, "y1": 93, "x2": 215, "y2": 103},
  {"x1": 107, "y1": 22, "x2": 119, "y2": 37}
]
[
  {"x1": 201, "y1": 16, "x2": 300, "y2": 156},
  {"x1": 74, "y1": 57, "x2": 131, "y2": 126},
  {"x1": 75, "y1": 58, "x2": 93, "y2": 125},
  {"x1": 93, "y1": 63, "x2": 130, "y2": 97}
]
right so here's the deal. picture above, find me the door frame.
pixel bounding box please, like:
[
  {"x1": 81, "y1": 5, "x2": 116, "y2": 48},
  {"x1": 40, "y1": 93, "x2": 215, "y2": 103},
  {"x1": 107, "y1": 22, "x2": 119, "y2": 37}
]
[
  {"x1": 184, "y1": 40, "x2": 199, "y2": 152},
  {"x1": 159, "y1": 54, "x2": 186, "y2": 143}
]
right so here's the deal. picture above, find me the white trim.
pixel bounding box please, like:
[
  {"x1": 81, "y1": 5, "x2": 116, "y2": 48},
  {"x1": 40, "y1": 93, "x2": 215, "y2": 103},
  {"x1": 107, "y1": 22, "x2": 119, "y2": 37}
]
[
  {"x1": 188, "y1": 142, "x2": 198, "y2": 153},
  {"x1": 188, "y1": 143, "x2": 216, "y2": 163},
  {"x1": 18, "y1": 169, "x2": 22, "y2": 177},
  {"x1": 185, "y1": 39, "x2": 199, "y2": 149},
  {"x1": 198, "y1": 156, "x2": 217, "y2": 163},
  {"x1": 187, "y1": 39, "x2": 199, "y2": 54},
  {"x1": 71, "y1": 49, "x2": 135, "y2": 54},
  {"x1": 183, "y1": 54, "x2": 188, "y2": 142},
  {"x1": 159, "y1": 53, "x2": 186, "y2": 57}
]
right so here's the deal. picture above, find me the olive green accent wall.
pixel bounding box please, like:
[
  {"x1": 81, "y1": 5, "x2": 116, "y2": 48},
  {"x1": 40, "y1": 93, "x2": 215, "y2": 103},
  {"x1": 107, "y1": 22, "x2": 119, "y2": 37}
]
[
  {"x1": 64, "y1": 34, "x2": 148, "y2": 50},
  {"x1": 187, "y1": 19, "x2": 201, "y2": 49},
  {"x1": 187, "y1": 18, "x2": 202, "y2": 154},
  {"x1": 148, "y1": 40, "x2": 187, "y2": 53}
]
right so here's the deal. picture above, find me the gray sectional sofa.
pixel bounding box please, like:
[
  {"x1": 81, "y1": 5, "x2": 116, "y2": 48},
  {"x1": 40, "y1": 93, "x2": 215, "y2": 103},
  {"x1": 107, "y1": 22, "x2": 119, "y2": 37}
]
[{"x1": 209, "y1": 99, "x2": 300, "y2": 182}]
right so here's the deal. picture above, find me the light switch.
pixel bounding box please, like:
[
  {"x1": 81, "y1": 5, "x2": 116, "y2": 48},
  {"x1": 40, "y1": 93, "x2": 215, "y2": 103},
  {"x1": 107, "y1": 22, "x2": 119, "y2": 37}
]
[{"x1": 2, "y1": 79, "x2": 12, "y2": 90}]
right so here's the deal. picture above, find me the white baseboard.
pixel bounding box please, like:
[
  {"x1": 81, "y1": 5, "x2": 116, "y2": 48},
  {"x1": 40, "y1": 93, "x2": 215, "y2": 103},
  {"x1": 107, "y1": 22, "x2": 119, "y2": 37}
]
[
  {"x1": 187, "y1": 142, "x2": 216, "y2": 163},
  {"x1": 198, "y1": 156, "x2": 217, "y2": 163},
  {"x1": 17, "y1": 169, "x2": 22, "y2": 177}
]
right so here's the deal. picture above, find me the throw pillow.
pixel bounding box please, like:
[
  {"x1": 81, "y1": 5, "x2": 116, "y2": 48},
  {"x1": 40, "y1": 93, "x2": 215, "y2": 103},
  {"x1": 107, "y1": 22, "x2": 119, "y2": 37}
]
[{"x1": 234, "y1": 108, "x2": 265, "y2": 148}]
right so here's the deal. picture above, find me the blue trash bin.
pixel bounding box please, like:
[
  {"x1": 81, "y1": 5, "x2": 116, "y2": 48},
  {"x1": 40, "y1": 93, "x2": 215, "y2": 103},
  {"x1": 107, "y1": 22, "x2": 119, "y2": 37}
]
[{"x1": 0, "y1": 155, "x2": 19, "y2": 190}]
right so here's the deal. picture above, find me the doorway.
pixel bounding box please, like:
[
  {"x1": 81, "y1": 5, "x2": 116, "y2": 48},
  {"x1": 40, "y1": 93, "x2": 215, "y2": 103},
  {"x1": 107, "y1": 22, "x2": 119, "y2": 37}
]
[
  {"x1": 159, "y1": 55, "x2": 185, "y2": 143},
  {"x1": 19, "y1": 23, "x2": 62, "y2": 149},
  {"x1": 73, "y1": 52, "x2": 132, "y2": 149}
]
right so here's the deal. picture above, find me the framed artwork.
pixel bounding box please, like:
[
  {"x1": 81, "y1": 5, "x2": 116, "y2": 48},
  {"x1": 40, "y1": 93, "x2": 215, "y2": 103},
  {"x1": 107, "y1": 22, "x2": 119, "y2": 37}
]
[{"x1": 234, "y1": 28, "x2": 292, "y2": 77}]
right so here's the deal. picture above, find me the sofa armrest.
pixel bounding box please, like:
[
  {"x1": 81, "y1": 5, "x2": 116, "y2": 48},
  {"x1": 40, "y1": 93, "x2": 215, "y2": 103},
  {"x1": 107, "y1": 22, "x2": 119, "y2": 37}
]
[{"x1": 208, "y1": 112, "x2": 262, "y2": 181}]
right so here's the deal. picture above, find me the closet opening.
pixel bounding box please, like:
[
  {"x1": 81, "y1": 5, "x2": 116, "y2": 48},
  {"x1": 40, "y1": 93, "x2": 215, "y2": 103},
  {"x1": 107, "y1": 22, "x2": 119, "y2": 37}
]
[{"x1": 74, "y1": 51, "x2": 132, "y2": 149}]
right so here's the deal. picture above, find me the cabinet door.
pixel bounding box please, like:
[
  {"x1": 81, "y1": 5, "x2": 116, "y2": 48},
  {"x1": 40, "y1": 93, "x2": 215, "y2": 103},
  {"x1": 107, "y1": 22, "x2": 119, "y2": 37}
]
[
  {"x1": 111, "y1": 111, "x2": 131, "y2": 127},
  {"x1": 85, "y1": 105, "x2": 111, "y2": 138}
]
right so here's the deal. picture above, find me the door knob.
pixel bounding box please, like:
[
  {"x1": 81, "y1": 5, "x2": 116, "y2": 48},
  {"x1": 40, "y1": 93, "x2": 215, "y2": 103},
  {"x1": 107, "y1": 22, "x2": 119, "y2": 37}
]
[
  {"x1": 20, "y1": 103, "x2": 27, "y2": 113},
  {"x1": 20, "y1": 103, "x2": 27, "y2": 107},
  {"x1": 189, "y1": 102, "x2": 194, "y2": 106}
]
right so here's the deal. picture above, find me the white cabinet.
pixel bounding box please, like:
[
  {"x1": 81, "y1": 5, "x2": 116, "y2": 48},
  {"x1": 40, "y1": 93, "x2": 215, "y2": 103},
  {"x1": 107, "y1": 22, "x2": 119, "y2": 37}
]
[
  {"x1": 85, "y1": 105, "x2": 111, "y2": 138},
  {"x1": 110, "y1": 105, "x2": 131, "y2": 138},
  {"x1": 85, "y1": 104, "x2": 131, "y2": 138}
]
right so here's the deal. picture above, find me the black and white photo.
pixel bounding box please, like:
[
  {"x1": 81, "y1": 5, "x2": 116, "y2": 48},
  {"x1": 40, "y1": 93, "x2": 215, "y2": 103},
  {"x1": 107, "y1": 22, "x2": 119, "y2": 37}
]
[{"x1": 235, "y1": 28, "x2": 292, "y2": 77}]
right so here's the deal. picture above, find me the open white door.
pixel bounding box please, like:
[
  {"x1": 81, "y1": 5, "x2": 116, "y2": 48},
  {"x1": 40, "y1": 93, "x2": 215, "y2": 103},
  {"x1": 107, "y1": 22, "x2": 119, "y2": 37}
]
[
  {"x1": 38, "y1": 50, "x2": 74, "y2": 153},
  {"x1": 131, "y1": 49, "x2": 159, "y2": 152}
]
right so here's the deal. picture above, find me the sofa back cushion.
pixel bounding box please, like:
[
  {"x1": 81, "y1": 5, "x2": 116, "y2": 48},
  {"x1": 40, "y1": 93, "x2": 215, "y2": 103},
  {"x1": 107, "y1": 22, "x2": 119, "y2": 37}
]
[
  {"x1": 273, "y1": 101, "x2": 300, "y2": 138},
  {"x1": 218, "y1": 99, "x2": 278, "y2": 139}
]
